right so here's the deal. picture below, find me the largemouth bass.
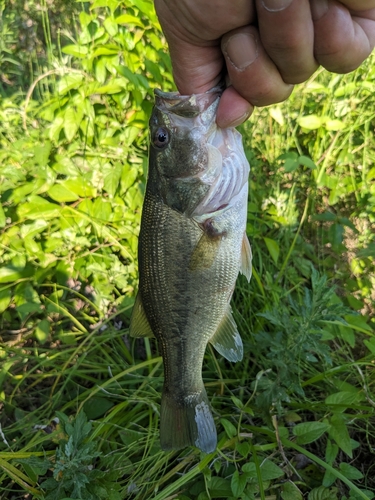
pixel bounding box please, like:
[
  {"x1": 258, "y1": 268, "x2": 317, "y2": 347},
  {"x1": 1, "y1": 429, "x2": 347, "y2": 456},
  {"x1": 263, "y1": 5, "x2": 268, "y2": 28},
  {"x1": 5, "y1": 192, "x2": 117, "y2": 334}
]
[{"x1": 129, "y1": 87, "x2": 252, "y2": 453}]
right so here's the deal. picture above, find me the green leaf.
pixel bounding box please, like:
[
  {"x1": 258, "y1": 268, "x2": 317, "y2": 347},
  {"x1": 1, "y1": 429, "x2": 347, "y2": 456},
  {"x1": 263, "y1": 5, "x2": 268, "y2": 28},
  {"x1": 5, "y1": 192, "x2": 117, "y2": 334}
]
[
  {"x1": 115, "y1": 14, "x2": 144, "y2": 27},
  {"x1": 281, "y1": 482, "x2": 303, "y2": 500},
  {"x1": 231, "y1": 470, "x2": 247, "y2": 497},
  {"x1": 325, "y1": 119, "x2": 345, "y2": 131},
  {"x1": 115, "y1": 65, "x2": 140, "y2": 87},
  {"x1": 10, "y1": 183, "x2": 37, "y2": 204},
  {"x1": 338, "y1": 325, "x2": 355, "y2": 347},
  {"x1": 92, "y1": 46, "x2": 119, "y2": 57},
  {"x1": 92, "y1": 197, "x2": 112, "y2": 221},
  {"x1": 35, "y1": 320, "x2": 50, "y2": 344},
  {"x1": 0, "y1": 265, "x2": 33, "y2": 284},
  {"x1": 298, "y1": 115, "x2": 323, "y2": 130},
  {"x1": 357, "y1": 243, "x2": 375, "y2": 258},
  {"x1": 83, "y1": 397, "x2": 114, "y2": 419},
  {"x1": 24, "y1": 237, "x2": 41, "y2": 256},
  {"x1": 309, "y1": 486, "x2": 338, "y2": 500},
  {"x1": 208, "y1": 477, "x2": 232, "y2": 498},
  {"x1": 0, "y1": 204, "x2": 6, "y2": 228},
  {"x1": 20, "y1": 219, "x2": 48, "y2": 239},
  {"x1": 312, "y1": 211, "x2": 337, "y2": 222},
  {"x1": 49, "y1": 115, "x2": 65, "y2": 142},
  {"x1": 219, "y1": 418, "x2": 237, "y2": 439},
  {"x1": 328, "y1": 414, "x2": 352, "y2": 457},
  {"x1": 94, "y1": 83, "x2": 123, "y2": 94},
  {"x1": 242, "y1": 460, "x2": 284, "y2": 481},
  {"x1": 298, "y1": 155, "x2": 316, "y2": 169},
  {"x1": 325, "y1": 440, "x2": 339, "y2": 464},
  {"x1": 17, "y1": 302, "x2": 42, "y2": 319},
  {"x1": 0, "y1": 288, "x2": 11, "y2": 313},
  {"x1": 293, "y1": 421, "x2": 330, "y2": 445},
  {"x1": 259, "y1": 460, "x2": 285, "y2": 480},
  {"x1": 264, "y1": 237, "x2": 280, "y2": 264},
  {"x1": 339, "y1": 463, "x2": 363, "y2": 480},
  {"x1": 364, "y1": 337, "x2": 375, "y2": 355},
  {"x1": 120, "y1": 429, "x2": 146, "y2": 446},
  {"x1": 103, "y1": 163, "x2": 123, "y2": 197},
  {"x1": 348, "y1": 490, "x2": 375, "y2": 500},
  {"x1": 284, "y1": 157, "x2": 299, "y2": 172},
  {"x1": 344, "y1": 315, "x2": 372, "y2": 334},
  {"x1": 63, "y1": 178, "x2": 96, "y2": 198},
  {"x1": 79, "y1": 10, "x2": 94, "y2": 28},
  {"x1": 269, "y1": 106, "x2": 285, "y2": 126},
  {"x1": 18, "y1": 196, "x2": 61, "y2": 220},
  {"x1": 95, "y1": 58, "x2": 107, "y2": 83},
  {"x1": 334, "y1": 82, "x2": 357, "y2": 97},
  {"x1": 48, "y1": 184, "x2": 80, "y2": 203},
  {"x1": 64, "y1": 107, "x2": 82, "y2": 142},
  {"x1": 236, "y1": 441, "x2": 250, "y2": 458},
  {"x1": 104, "y1": 16, "x2": 118, "y2": 36},
  {"x1": 230, "y1": 395, "x2": 243, "y2": 409},
  {"x1": 62, "y1": 44, "x2": 88, "y2": 58},
  {"x1": 325, "y1": 391, "x2": 361, "y2": 410},
  {"x1": 322, "y1": 440, "x2": 339, "y2": 487},
  {"x1": 33, "y1": 141, "x2": 52, "y2": 166}
]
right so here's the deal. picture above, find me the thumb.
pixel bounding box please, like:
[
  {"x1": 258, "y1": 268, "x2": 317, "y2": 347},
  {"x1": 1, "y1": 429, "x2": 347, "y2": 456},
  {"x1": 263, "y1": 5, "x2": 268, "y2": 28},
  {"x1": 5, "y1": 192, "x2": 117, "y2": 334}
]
[{"x1": 167, "y1": 38, "x2": 225, "y2": 95}]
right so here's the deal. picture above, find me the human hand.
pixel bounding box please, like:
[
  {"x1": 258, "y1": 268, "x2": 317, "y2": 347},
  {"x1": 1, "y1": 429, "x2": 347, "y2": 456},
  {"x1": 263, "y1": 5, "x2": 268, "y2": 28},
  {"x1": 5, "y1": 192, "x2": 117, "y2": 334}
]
[{"x1": 154, "y1": 0, "x2": 375, "y2": 127}]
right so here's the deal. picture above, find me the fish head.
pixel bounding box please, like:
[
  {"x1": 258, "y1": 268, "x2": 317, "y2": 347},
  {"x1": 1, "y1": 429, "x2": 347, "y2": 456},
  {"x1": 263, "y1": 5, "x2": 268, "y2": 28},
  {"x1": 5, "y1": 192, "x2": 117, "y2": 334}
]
[
  {"x1": 149, "y1": 87, "x2": 221, "y2": 180},
  {"x1": 148, "y1": 87, "x2": 249, "y2": 217}
]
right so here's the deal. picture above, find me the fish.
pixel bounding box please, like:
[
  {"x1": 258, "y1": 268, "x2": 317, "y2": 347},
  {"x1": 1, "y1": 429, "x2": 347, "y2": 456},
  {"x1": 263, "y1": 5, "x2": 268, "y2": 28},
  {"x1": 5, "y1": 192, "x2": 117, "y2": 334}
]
[{"x1": 129, "y1": 86, "x2": 252, "y2": 453}]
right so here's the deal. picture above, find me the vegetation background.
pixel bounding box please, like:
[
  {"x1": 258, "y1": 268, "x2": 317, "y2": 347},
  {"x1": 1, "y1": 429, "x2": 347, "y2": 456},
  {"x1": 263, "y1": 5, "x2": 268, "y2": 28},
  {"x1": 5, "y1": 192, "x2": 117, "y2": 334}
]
[{"x1": 0, "y1": 0, "x2": 374, "y2": 499}]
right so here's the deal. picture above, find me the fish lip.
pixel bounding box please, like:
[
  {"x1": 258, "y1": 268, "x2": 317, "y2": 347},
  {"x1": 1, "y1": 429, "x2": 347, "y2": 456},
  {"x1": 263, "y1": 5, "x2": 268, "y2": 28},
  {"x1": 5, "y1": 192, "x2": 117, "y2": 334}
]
[{"x1": 154, "y1": 85, "x2": 224, "y2": 118}]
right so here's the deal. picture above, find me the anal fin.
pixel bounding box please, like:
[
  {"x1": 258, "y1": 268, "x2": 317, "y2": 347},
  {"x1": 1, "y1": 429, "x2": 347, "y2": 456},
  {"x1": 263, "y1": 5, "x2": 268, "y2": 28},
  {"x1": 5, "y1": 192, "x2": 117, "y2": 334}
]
[
  {"x1": 209, "y1": 307, "x2": 243, "y2": 362},
  {"x1": 241, "y1": 232, "x2": 252, "y2": 282},
  {"x1": 129, "y1": 293, "x2": 154, "y2": 338}
]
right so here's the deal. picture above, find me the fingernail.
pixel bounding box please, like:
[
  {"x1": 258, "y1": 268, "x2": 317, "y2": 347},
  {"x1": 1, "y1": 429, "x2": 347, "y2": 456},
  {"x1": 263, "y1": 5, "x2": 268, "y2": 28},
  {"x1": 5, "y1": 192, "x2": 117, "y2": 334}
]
[
  {"x1": 224, "y1": 33, "x2": 258, "y2": 71},
  {"x1": 262, "y1": 0, "x2": 293, "y2": 12},
  {"x1": 310, "y1": 0, "x2": 329, "y2": 21},
  {"x1": 226, "y1": 109, "x2": 252, "y2": 128}
]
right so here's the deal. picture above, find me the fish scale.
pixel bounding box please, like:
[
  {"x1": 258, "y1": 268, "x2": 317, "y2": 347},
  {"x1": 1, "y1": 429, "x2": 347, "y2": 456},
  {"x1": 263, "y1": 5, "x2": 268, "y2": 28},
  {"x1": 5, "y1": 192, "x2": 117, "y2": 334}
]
[{"x1": 129, "y1": 87, "x2": 252, "y2": 452}]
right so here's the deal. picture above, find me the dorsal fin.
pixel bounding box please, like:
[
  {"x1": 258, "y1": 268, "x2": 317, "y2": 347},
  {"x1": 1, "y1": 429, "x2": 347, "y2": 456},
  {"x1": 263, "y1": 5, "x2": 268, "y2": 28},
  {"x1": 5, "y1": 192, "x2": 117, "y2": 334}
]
[
  {"x1": 241, "y1": 232, "x2": 252, "y2": 282},
  {"x1": 129, "y1": 293, "x2": 154, "y2": 338},
  {"x1": 209, "y1": 307, "x2": 243, "y2": 362}
]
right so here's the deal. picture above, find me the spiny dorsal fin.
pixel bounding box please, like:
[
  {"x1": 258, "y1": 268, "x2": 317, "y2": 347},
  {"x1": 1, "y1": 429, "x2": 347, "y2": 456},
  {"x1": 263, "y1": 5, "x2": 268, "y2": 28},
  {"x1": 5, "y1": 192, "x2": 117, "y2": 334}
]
[
  {"x1": 241, "y1": 232, "x2": 252, "y2": 282},
  {"x1": 209, "y1": 307, "x2": 243, "y2": 362},
  {"x1": 129, "y1": 293, "x2": 154, "y2": 338}
]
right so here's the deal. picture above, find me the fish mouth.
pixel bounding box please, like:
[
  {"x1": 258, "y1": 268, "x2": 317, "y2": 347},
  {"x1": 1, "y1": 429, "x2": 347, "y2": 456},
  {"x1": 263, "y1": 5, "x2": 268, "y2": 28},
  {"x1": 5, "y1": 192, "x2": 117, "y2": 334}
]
[{"x1": 154, "y1": 86, "x2": 224, "y2": 118}]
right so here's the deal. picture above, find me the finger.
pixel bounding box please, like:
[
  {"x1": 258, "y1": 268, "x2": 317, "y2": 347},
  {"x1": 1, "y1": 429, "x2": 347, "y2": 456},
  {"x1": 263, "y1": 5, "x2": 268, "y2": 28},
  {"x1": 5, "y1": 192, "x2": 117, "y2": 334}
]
[
  {"x1": 168, "y1": 40, "x2": 224, "y2": 94},
  {"x1": 154, "y1": 0, "x2": 255, "y2": 95},
  {"x1": 256, "y1": 0, "x2": 318, "y2": 84},
  {"x1": 154, "y1": 0, "x2": 223, "y2": 94},
  {"x1": 339, "y1": 0, "x2": 375, "y2": 9},
  {"x1": 310, "y1": 0, "x2": 375, "y2": 72},
  {"x1": 221, "y1": 26, "x2": 294, "y2": 110},
  {"x1": 216, "y1": 87, "x2": 253, "y2": 128}
]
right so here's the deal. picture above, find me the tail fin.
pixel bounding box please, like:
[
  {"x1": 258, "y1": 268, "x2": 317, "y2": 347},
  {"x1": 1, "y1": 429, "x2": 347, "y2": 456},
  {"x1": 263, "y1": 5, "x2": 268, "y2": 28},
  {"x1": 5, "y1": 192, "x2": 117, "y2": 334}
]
[{"x1": 160, "y1": 387, "x2": 217, "y2": 453}]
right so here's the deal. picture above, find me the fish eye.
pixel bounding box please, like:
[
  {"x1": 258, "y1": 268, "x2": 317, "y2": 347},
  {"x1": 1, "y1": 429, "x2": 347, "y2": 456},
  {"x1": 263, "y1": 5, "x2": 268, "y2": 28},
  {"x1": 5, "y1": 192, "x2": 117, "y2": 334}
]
[{"x1": 153, "y1": 127, "x2": 170, "y2": 149}]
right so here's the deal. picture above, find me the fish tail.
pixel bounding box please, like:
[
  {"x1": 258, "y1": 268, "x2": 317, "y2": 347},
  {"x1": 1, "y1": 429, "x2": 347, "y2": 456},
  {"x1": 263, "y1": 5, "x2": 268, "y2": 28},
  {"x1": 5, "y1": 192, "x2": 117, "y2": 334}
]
[{"x1": 160, "y1": 386, "x2": 217, "y2": 453}]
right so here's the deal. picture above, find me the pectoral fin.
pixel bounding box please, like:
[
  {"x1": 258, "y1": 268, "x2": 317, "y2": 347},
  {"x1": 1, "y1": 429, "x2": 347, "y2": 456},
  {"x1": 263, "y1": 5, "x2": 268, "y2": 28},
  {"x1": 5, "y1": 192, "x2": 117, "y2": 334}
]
[
  {"x1": 189, "y1": 227, "x2": 221, "y2": 272},
  {"x1": 209, "y1": 307, "x2": 243, "y2": 362},
  {"x1": 129, "y1": 293, "x2": 154, "y2": 338},
  {"x1": 240, "y1": 232, "x2": 252, "y2": 282}
]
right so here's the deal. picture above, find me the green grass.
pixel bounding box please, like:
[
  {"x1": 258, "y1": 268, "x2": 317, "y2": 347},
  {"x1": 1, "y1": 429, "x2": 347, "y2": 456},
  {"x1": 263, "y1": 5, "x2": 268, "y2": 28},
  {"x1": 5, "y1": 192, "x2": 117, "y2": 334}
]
[{"x1": 0, "y1": 1, "x2": 374, "y2": 499}]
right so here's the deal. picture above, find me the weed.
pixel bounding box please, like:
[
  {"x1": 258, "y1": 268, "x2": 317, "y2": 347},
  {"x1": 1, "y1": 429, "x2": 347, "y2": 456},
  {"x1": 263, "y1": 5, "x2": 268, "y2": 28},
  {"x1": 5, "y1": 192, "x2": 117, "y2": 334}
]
[{"x1": 0, "y1": 1, "x2": 374, "y2": 499}]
